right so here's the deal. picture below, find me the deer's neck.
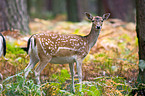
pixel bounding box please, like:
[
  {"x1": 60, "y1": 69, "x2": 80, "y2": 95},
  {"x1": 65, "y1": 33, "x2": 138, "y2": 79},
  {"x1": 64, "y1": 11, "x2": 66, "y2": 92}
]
[{"x1": 86, "y1": 24, "x2": 101, "y2": 48}]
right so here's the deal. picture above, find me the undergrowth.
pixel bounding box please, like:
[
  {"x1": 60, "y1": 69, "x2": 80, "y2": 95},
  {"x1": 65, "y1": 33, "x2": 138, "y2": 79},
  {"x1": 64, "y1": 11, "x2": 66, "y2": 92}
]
[{"x1": 1, "y1": 69, "x2": 131, "y2": 96}]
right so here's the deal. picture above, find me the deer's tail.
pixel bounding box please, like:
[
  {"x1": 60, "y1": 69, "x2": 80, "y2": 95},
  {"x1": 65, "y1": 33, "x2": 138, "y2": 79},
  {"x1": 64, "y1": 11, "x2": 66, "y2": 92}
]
[
  {"x1": 27, "y1": 34, "x2": 36, "y2": 54},
  {"x1": 0, "y1": 33, "x2": 6, "y2": 56}
]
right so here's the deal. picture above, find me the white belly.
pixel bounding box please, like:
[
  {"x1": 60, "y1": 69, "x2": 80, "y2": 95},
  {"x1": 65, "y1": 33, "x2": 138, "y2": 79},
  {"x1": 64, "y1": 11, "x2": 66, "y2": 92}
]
[{"x1": 50, "y1": 56, "x2": 76, "y2": 64}]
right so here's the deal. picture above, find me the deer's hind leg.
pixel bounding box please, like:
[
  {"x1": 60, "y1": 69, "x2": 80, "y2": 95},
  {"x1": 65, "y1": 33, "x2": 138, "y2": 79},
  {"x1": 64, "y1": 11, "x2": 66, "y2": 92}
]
[
  {"x1": 24, "y1": 55, "x2": 39, "y2": 78},
  {"x1": 34, "y1": 56, "x2": 52, "y2": 84}
]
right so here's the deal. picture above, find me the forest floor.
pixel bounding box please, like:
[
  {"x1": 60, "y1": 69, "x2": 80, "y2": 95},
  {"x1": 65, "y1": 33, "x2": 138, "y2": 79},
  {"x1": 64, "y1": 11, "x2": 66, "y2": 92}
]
[{"x1": 0, "y1": 17, "x2": 138, "y2": 95}]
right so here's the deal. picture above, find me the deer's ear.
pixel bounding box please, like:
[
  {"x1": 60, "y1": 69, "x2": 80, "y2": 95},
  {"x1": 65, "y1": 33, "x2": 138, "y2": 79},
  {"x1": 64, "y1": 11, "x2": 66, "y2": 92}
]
[
  {"x1": 85, "y1": 12, "x2": 93, "y2": 21},
  {"x1": 102, "y1": 13, "x2": 110, "y2": 20}
]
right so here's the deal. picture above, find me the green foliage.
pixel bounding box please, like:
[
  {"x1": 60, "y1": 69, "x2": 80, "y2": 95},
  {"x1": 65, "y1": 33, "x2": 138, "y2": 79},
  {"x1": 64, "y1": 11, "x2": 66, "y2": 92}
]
[
  {"x1": 94, "y1": 76, "x2": 131, "y2": 95},
  {"x1": 1, "y1": 72, "x2": 131, "y2": 96},
  {"x1": 50, "y1": 69, "x2": 70, "y2": 83},
  {"x1": 75, "y1": 82, "x2": 101, "y2": 96},
  {"x1": 41, "y1": 69, "x2": 71, "y2": 95},
  {"x1": 6, "y1": 42, "x2": 25, "y2": 55},
  {"x1": 5, "y1": 42, "x2": 28, "y2": 67},
  {"x1": 44, "y1": 70, "x2": 131, "y2": 95},
  {"x1": 1, "y1": 73, "x2": 42, "y2": 96}
]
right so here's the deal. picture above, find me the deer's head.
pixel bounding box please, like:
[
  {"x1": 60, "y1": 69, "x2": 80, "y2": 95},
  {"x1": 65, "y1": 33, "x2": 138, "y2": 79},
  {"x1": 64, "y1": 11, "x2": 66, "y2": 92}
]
[{"x1": 85, "y1": 12, "x2": 110, "y2": 30}]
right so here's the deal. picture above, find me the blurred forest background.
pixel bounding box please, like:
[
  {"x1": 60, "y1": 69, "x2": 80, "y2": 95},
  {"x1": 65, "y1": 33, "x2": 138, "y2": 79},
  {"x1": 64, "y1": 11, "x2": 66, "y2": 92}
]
[
  {"x1": 0, "y1": 0, "x2": 136, "y2": 34},
  {"x1": 26, "y1": 0, "x2": 136, "y2": 22},
  {"x1": 0, "y1": 0, "x2": 145, "y2": 96}
]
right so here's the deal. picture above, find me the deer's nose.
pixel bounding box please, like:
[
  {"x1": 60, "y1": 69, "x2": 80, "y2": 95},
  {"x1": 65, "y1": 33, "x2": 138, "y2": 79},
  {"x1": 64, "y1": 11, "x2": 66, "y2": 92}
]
[{"x1": 96, "y1": 26, "x2": 101, "y2": 29}]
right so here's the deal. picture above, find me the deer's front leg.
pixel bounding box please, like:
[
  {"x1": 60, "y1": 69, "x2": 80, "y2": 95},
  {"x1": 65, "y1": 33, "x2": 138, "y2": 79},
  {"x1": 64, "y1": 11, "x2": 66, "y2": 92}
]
[
  {"x1": 69, "y1": 63, "x2": 75, "y2": 93},
  {"x1": 34, "y1": 58, "x2": 51, "y2": 84},
  {"x1": 76, "y1": 59, "x2": 82, "y2": 92}
]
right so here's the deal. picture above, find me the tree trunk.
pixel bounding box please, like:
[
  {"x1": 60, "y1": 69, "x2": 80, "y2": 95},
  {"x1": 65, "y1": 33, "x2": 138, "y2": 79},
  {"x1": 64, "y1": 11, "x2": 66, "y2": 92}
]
[
  {"x1": 136, "y1": 0, "x2": 145, "y2": 83},
  {"x1": 102, "y1": 0, "x2": 135, "y2": 22},
  {"x1": 0, "y1": 0, "x2": 30, "y2": 35},
  {"x1": 66, "y1": 0, "x2": 83, "y2": 22}
]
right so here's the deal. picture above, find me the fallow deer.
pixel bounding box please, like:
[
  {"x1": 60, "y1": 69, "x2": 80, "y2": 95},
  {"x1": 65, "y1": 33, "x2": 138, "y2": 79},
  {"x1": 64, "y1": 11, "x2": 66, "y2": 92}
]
[
  {"x1": 24, "y1": 12, "x2": 110, "y2": 93},
  {"x1": 0, "y1": 33, "x2": 6, "y2": 57}
]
